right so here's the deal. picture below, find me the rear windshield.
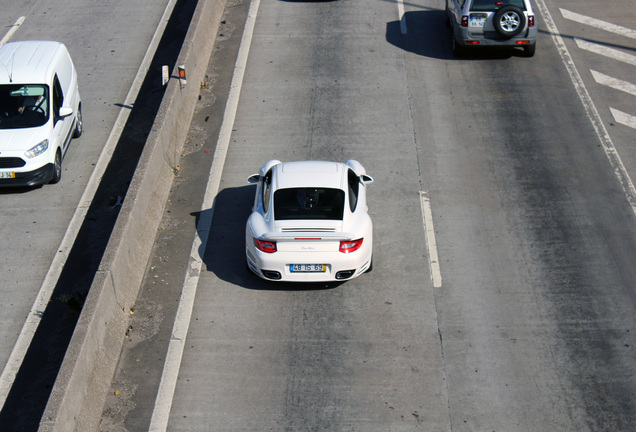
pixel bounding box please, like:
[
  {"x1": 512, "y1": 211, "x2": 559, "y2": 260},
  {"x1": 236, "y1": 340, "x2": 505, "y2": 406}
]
[
  {"x1": 0, "y1": 84, "x2": 49, "y2": 129},
  {"x1": 274, "y1": 187, "x2": 345, "y2": 221},
  {"x1": 470, "y1": 0, "x2": 526, "y2": 11}
]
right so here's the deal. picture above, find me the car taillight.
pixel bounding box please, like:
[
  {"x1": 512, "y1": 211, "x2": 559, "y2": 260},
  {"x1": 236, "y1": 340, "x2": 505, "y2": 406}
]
[
  {"x1": 254, "y1": 239, "x2": 277, "y2": 253},
  {"x1": 528, "y1": 15, "x2": 535, "y2": 27},
  {"x1": 461, "y1": 16, "x2": 468, "y2": 27},
  {"x1": 339, "y1": 238, "x2": 363, "y2": 254}
]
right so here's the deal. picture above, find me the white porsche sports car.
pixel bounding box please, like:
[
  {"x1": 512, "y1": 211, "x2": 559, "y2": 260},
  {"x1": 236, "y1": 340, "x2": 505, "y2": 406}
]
[{"x1": 245, "y1": 160, "x2": 373, "y2": 282}]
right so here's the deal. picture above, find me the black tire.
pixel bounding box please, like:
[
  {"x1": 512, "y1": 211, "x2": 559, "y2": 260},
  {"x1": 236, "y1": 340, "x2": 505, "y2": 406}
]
[
  {"x1": 493, "y1": 6, "x2": 525, "y2": 38},
  {"x1": 50, "y1": 149, "x2": 62, "y2": 184},
  {"x1": 452, "y1": 37, "x2": 464, "y2": 57},
  {"x1": 73, "y1": 104, "x2": 83, "y2": 138},
  {"x1": 524, "y1": 43, "x2": 536, "y2": 57}
]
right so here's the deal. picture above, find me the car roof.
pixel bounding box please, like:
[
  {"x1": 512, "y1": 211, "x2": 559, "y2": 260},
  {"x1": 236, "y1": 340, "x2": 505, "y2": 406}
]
[
  {"x1": 273, "y1": 161, "x2": 346, "y2": 190},
  {"x1": 0, "y1": 41, "x2": 65, "y2": 85}
]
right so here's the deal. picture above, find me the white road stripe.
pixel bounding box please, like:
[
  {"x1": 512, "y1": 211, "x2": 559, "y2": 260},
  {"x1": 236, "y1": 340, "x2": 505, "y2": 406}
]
[
  {"x1": 575, "y1": 38, "x2": 636, "y2": 67},
  {"x1": 611, "y1": 108, "x2": 636, "y2": 130},
  {"x1": 533, "y1": 0, "x2": 636, "y2": 215},
  {"x1": 0, "y1": 16, "x2": 25, "y2": 46},
  {"x1": 560, "y1": 9, "x2": 636, "y2": 40},
  {"x1": 419, "y1": 192, "x2": 442, "y2": 289},
  {"x1": 0, "y1": 0, "x2": 179, "y2": 412},
  {"x1": 147, "y1": 0, "x2": 261, "y2": 430},
  {"x1": 591, "y1": 70, "x2": 636, "y2": 97}
]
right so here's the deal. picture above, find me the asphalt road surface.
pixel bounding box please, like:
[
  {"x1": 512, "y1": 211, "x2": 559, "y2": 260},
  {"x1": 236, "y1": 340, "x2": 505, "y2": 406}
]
[
  {"x1": 85, "y1": 0, "x2": 636, "y2": 430},
  {"x1": 0, "y1": 0, "x2": 194, "y2": 429}
]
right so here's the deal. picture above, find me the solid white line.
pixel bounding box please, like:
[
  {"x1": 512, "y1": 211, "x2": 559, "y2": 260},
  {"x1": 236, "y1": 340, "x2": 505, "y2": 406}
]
[
  {"x1": 560, "y1": 9, "x2": 636, "y2": 40},
  {"x1": 0, "y1": 16, "x2": 25, "y2": 46},
  {"x1": 534, "y1": 0, "x2": 636, "y2": 215},
  {"x1": 591, "y1": 70, "x2": 636, "y2": 97},
  {"x1": 611, "y1": 108, "x2": 636, "y2": 130},
  {"x1": 147, "y1": 0, "x2": 261, "y2": 430},
  {"x1": 575, "y1": 38, "x2": 636, "y2": 67},
  {"x1": 419, "y1": 192, "x2": 442, "y2": 289},
  {"x1": 0, "y1": 0, "x2": 179, "y2": 411},
  {"x1": 397, "y1": 0, "x2": 407, "y2": 35}
]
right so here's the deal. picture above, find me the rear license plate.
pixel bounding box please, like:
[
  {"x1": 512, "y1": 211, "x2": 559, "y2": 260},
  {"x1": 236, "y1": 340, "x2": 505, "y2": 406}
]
[
  {"x1": 0, "y1": 172, "x2": 15, "y2": 179},
  {"x1": 290, "y1": 264, "x2": 326, "y2": 273},
  {"x1": 469, "y1": 14, "x2": 487, "y2": 27}
]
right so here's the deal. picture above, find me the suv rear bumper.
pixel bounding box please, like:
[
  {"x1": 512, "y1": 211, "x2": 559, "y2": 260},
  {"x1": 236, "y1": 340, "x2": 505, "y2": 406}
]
[{"x1": 454, "y1": 27, "x2": 537, "y2": 48}]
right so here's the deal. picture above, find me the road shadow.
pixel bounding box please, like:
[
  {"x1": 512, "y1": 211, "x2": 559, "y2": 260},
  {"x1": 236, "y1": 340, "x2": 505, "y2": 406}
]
[{"x1": 198, "y1": 185, "x2": 343, "y2": 292}]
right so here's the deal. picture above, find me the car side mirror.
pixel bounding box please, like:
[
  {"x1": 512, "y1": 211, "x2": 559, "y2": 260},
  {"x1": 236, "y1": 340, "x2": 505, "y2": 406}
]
[
  {"x1": 247, "y1": 174, "x2": 260, "y2": 184},
  {"x1": 59, "y1": 107, "x2": 73, "y2": 118},
  {"x1": 360, "y1": 174, "x2": 373, "y2": 184}
]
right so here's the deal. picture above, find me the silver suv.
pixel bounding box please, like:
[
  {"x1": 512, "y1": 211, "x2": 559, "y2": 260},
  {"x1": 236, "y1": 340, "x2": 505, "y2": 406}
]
[{"x1": 446, "y1": 0, "x2": 537, "y2": 57}]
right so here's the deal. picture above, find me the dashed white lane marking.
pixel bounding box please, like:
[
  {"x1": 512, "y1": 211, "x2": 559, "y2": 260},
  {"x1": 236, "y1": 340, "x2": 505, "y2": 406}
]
[
  {"x1": 0, "y1": 16, "x2": 25, "y2": 46},
  {"x1": 420, "y1": 192, "x2": 442, "y2": 289},
  {"x1": 611, "y1": 108, "x2": 636, "y2": 130},
  {"x1": 147, "y1": 0, "x2": 261, "y2": 430},
  {"x1": 0, "y1": 0, "x2": 179, "y2": 411},
  {"x1": 591, "y1": 70, "x2": 636, "y2": 97},
  {"x1": 575, "y1": 38, "x2": 636, "y2": 67},
  {"x1": 560, "y1": 9, "x2": 636, "y2": 40},
  {"x1": 533, "y1": 0, "x2": 636, "y2": 215}
]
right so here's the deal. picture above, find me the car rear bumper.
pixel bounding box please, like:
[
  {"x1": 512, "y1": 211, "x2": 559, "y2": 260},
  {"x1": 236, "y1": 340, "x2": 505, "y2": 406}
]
[{"x1": 246, "y1": 246, "x2": 372, "y2": 282}]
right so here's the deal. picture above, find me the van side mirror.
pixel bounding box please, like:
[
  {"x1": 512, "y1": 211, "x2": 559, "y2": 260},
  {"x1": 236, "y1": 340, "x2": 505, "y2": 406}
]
[
  {"x1": 247, "y1": 174, "x2": 260, "y2": 184},
  {"x1": 59, "y1": 107, "x2": 73, "y2": 118}
]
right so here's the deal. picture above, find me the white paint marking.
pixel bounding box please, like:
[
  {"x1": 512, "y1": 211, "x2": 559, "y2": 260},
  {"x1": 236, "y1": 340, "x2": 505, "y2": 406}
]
[
  {"x1": 0, "y1": 0, "x2": 179, "y2": 411},
  {"x1": 561, "y1": 9, "x2": 636, "y2": 40},
  {"x1": 397, "y1": 0, "x2": 407, "y2": 35},
  {"x1": 0, "y1": 16, "x2": 25, "y2": 46},
  {"x1": 591, "y1": 70, "x2": 636, "y2": 97},
  {"x1": 534, "y1": 0, "x2": 636, "y2": 215},
  {"x1": 420, "y1": 192, "x2": 442, "y2": 288},
  {"x1": 611, "y1": 108, "x2": 636, "y2": 130},
  {"x1": 147, "y1": 0, "x2": 261, "y2": 430},
  {"x1": 575, "y1": 38, "x2": 636, "y2": 67}
]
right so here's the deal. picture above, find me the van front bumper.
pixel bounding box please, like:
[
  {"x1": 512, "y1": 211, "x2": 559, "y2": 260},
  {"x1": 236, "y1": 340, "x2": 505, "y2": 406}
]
[{"x1": 0, "y1": 163, "x2": 54, "y2": 187}]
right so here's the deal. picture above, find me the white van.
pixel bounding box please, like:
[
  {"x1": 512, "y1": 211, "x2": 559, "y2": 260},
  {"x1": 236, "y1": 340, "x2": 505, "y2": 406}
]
[{"x1": 0, "y1": 41, "x2": 82, "y2": 186}]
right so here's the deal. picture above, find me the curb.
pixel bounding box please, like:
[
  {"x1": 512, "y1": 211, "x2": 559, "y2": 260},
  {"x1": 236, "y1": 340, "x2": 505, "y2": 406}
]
[{"x1": 38, "y1": 0, "x2": 228, "y2": 430}]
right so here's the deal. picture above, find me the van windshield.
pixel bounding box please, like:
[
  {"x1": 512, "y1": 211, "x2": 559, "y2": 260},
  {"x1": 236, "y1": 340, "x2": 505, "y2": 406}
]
[{"x1": 0, "y1": 84, "x2": 49, "y2": 129}]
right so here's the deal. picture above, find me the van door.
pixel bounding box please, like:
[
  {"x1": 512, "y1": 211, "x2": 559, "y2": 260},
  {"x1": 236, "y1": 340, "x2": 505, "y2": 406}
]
[{"x1": 51, "y1": 74, "x2": 73, "y2": 155}]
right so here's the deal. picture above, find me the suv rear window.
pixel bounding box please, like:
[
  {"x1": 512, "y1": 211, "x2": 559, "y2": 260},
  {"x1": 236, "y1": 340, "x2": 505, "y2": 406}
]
[
  {"x1": 274, "y1": 188, "x2": 344, "y2": 221},
  {"x1": 470, "y1": 0, "x2": 526, "y2": 11}
]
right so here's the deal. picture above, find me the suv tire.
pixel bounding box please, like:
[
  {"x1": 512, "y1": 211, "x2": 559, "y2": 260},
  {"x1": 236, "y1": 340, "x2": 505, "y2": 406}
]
[{"x1": 493, "y1": 5, "x2": 525, "y2": 38}]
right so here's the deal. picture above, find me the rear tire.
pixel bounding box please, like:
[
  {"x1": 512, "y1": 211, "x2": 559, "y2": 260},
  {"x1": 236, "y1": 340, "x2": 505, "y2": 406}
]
[
  {"x1": 452, "y1": 37, "x2": 464, "y2": 57},
  {"x1": 524, "y1": 43, "x2": 536, "y2": 57}
]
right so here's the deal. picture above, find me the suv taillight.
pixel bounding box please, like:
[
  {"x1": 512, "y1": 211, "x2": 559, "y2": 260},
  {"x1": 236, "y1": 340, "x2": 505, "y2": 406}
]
[
  {"x1": 528, "y1": 15, "x2": 535, "y2": 27},
  {"x1": 340, "y1": 239, "x2": 363, "y2": 254},
  {"x1": 461, "y1": 16, "x2": 468, "y2": 27},
  {"x1": 254, "y1": 239, "x2": 277, "y2": 253}
]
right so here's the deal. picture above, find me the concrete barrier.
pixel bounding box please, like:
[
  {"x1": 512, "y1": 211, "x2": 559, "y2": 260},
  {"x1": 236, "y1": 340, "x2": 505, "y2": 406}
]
[{"x1": 39, "y1": 0, "x2": 227, "y2": 430}]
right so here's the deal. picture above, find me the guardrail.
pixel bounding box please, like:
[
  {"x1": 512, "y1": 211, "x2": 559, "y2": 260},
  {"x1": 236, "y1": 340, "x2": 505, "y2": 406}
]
[{"x1": 38, "y1": 0, "x2": 228, "y2": 429}]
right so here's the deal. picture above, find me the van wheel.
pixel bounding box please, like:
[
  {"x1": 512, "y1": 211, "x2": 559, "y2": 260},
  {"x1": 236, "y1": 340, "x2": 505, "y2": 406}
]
[
  {"x1": 73, "y1": 104, "x2": 83, "y2": 138},
  {"x1": 51, "y1": 149, "x2": 62, "y2": 184},
  {"x1": 73, "y1": 105, "x2": 83, "y2": 138}
]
